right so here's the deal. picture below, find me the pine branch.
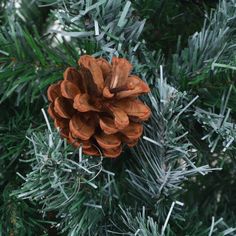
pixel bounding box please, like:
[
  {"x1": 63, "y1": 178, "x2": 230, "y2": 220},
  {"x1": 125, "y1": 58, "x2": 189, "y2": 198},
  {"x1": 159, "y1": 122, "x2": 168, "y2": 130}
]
[
  {"x1": 194, "y1": 87, "x2": 236, "y2": 153},
  {"x1": 112, "y1": 206, "x2": 163, "y2": 236},
  {"x1": 37, "y1": 0, "x2": 145, "y2": 56},
  {"x1": 0, "y1": 183, "x2": 49, "y2": 236},
  {"x1": 125, "y1": 67, "x2": 218, "y2": 222},
  {"x1": 15, "y1": 112, "x2": 119, "y2": 235},
  {"x1": 0, "y1": 1, "x2": 8, "y2": 25},
  {"x1": 0, "y1": 101, "x2": 46, "y2": 185},
  {"x1": 35, "y1": 0, "x2": 164, "y2": 85},
  {"x1": 8, "y1": 0, "x2": 162, "y2": 98},
  {"x1": 18, "y1": 0, "x2": 51, "y2": 33},
  {"x1": 0, "y1": 20, "x2": 80, "y2": 104},
  {"x1": 132, "y1": 0, "x2": 213, "y2": 56},
  {"x1": 171, "y1": 0, "x2": 236, "y2": 88},
  {"x1": 110, "y1": 205, "x2": 236, "y2": 235}
]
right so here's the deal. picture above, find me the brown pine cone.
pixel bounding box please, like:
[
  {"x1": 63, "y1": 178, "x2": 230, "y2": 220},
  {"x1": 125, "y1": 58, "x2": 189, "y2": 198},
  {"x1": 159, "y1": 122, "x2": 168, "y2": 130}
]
[{"x1": 47, "y1": 55, "x2": 151, "y2": 158}]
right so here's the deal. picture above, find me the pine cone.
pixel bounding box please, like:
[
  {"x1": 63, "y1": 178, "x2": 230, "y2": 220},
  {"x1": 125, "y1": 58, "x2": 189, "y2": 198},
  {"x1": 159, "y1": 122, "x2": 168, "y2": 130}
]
[{"x1": 47, "y1": 55, "x2": 151, "y2": 158}]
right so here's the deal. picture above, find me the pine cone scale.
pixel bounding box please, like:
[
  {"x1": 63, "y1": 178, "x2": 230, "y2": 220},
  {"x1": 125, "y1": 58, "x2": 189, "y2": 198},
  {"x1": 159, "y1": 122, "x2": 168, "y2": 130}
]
[
  {"x1": 60, "y1": 80, "x2": 80, "y2": 99},
  {"x1": 99, "y1": 117, "x2": 118, "y2": 134},
  {"x1": 73, "y1": 94, "x2": 100, "y2": 112},
  {"x1": 106, "y1": 104, "x2": 129, "y2": 130},
  {"x1": 68, "y1": 132, "x2": 91, "y2": 148},
  {"x1": 69, "y1": 114, "x2": 95, "y2": 140},
  {"x1": 83, "y1": 146, "x2": 100, "y2": 156},
  {"x1": 96, "y1": 58, "x2": 111, "y2": 79},
  {"x1": 103, "y1": 146, "x2": 122, "y2": 158},
  {"x1": 115, "y1": 76, "x2": 150, "y2": 99},
  {"x1": 54, "y1": 97, "x2": 74, "y2": 119},
  {"x1": 78, "y1": 55, "x2": 104, "y2": 94},
  {"x1": 95, "y1": 133, "x2": 121, "y2": 149},
  {"x1": 110, "y1": 57, "x2": 132, "y2": 92},
  {"x1": 120, "y1": 122, "x2": 143, "y2": 140},
  {"x1": 115, "y1": 99, "x2": 151, "y2": 121},
  {"x1": 47, "y1": 82, "x2": 61, "y2": 102},
  {"x1": 63, "y1": 67, "x2": 87, "y2": 93},
  {"x1": 48, "y1": 103, "x2": 60, "y2": 120}
]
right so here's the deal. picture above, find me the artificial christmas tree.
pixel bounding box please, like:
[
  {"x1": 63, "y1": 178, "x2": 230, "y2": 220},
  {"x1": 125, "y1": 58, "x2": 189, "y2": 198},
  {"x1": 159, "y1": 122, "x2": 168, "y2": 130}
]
[{"x1": 0, "y1": 0, "x2": 236, "y2": 235}]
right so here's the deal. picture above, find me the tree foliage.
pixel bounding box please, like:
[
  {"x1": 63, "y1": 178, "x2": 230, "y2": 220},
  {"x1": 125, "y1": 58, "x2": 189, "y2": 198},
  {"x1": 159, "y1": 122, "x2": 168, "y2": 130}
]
[{"x1": 0, "y1": 0, "x2": 236, "y2": 235}]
